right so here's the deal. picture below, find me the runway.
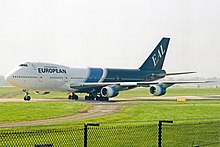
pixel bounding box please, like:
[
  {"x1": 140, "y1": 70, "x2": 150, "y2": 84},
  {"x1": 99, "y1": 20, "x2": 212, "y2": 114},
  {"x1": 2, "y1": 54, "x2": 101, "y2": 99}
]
[
  {"x1": 1, "y1": 95, "x2": 220, "y2": 103},
  {"x1": 0, "y1": 96, "x2": 219, "y2": 127}
]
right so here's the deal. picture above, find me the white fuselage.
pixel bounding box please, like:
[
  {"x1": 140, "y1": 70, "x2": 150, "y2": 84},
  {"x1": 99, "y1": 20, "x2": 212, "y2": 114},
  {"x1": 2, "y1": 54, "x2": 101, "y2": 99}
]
[{"x1": 5, "y1": 62, "x2": 105, "y2": 92}]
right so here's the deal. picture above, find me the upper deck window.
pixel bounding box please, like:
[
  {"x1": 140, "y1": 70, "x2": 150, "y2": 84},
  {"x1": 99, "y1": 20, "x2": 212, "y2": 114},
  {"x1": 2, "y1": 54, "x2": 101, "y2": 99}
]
[{"x1": 19, "y1": 64, "x2": 28, "y2": 67}]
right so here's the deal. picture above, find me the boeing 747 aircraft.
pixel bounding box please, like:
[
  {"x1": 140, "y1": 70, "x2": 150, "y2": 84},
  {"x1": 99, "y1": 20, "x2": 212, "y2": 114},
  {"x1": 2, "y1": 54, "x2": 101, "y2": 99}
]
[{"x1": 5, "y1": 38, "x2": 204, "y2": 101}]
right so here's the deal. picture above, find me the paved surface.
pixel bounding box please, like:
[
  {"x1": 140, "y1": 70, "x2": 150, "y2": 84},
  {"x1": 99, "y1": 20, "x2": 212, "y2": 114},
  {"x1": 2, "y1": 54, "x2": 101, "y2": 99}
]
[{"x1": 0, "y1": 95, "x2": 219, "y2": 127}]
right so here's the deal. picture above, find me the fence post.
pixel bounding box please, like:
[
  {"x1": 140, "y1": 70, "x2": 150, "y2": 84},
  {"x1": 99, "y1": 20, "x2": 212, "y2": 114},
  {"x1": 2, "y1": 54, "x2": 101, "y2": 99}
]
[
  {"x1": 158, "y1": 120, "x2": 173, "y2": 147},
  {"x1": 84, "y1": 123, "x2": 100, "y2": 147}
]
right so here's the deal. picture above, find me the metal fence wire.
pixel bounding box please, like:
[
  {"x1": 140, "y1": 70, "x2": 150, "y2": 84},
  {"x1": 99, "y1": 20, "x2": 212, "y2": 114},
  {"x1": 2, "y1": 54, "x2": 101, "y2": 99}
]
[
  {"x1": 0, "y1": 127, "x2": 84, "y2": 147},
  {"x1": 0, "y1": 120, "x2": 219, "y2": 147},
  {"x1": 85, "y1": 123, "x2": 157, "y2": 147},
  {"x1": 162, "y1": 121, "x2": 220, "y2": 147}
]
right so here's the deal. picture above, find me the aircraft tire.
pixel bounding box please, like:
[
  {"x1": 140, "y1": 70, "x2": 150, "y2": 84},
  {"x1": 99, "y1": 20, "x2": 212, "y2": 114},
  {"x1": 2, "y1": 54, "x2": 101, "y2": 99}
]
[
  {"x1": 24, "y1": 95, "x2": 31, "y2": 101},
  {"x1": 103, "y1": 97, "x2": 109, "y2": 101},
  {"x1": 74, "y1": 95, "x2": 78, "y2": 100},
  {"x1": 85, "y1": 96, "x2": 89, "y2": 100},
  {"x1": 90, "y1": 96, "x2": 95, "y2": 100},
  {"x1": 96, "y1": 97, "x2": 109, "y2": 101},
  {"x1": 68, "y1": 94, "x2": 78, "y2": 100},
  {"x1": 85, "y1": 95, "x2": 95, "y2": 101},
  {"x1": 68, "y1": 95, "x2": 72, "y2": 100}
]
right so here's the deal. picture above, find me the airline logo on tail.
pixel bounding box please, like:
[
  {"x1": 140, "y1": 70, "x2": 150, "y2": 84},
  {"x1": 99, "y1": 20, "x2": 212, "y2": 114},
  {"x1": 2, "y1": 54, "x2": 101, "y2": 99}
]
[
  {"x1": 139, "y1": 37, "x2": 169, "y2": 70},
  {"x1": 152, "y1": 45, "x2": 166, "y2": 67}
]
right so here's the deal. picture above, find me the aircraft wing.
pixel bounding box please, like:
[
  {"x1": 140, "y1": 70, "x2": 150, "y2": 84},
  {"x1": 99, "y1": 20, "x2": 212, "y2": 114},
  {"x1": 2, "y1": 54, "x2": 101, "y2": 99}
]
[
  {"x1": 70, "y1": 80, "x2": 213, "y2": 97},
  {"x1": 70, "y1": 80, "x2": 212, "y2": 89},
  {"x1": 137, "y1": 81, "x2": 213, "y2": 88}
]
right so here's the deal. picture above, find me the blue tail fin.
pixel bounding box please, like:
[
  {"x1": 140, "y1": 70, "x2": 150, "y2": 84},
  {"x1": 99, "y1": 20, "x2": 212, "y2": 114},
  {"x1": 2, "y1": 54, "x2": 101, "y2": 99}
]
[{"x1": 139, "y1": 38, "x2": 170, "y2": 70}]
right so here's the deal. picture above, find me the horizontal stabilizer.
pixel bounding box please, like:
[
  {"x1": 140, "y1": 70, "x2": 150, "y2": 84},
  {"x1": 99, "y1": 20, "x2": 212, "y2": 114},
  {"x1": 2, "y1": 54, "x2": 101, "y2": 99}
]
[
  {"x1": 165, "y1": 71, "x2": 196, "y2": 76},
  {"x1": 150, "y1": 71, "x2": 196, "y2": 78}
]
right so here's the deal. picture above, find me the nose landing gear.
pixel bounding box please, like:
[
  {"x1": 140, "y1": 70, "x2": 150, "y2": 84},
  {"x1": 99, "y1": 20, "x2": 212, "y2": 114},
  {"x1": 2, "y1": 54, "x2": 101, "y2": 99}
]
[{"x1": 23, "y1": 89, "x2": 31, "y2": 101}]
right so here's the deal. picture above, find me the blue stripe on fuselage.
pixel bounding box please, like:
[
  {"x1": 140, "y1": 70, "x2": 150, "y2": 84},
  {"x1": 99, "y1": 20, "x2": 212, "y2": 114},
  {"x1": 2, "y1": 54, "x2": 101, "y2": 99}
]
[{"x1": 85, "y1": 68, "x2": 103, "y2": 83}]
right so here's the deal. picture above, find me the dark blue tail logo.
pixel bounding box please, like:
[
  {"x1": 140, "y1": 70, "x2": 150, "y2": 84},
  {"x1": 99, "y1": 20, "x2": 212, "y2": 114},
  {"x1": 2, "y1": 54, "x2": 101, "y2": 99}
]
[
  {"x1": 139, "y1": 38, "x2": 170, "y2": 70},
  {"x1": 152, "y1": 45, "x2": 166, "y2": 67}
]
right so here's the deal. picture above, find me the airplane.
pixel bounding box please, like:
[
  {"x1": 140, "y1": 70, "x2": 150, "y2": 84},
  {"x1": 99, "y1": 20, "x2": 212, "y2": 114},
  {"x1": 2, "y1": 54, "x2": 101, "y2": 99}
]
[{"x1": 5, "y1": 37, "x2": 205, "y2": 101}]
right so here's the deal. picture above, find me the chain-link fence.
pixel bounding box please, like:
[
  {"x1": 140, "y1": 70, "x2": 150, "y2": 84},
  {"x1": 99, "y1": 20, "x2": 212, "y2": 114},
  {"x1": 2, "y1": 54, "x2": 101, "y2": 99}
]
[
  {"x1": 0, "y1": 127, "x2": 84, "y2": 146},
  {"x1": 162, "y1": 120, "x2": 220, "y2": 146},
  {"x1": 0, "y1": 120, "x2": 219, "y2": 147},
  {"x1": 85, "y1": 122, "x2": 157, "y2": 147}
]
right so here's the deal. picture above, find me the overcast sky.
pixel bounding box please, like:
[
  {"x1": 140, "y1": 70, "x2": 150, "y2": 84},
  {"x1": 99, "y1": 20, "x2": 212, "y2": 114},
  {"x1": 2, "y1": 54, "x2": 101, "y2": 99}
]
[{"x1": 0, "y1": 0, "x2": 220, "y2": 78}]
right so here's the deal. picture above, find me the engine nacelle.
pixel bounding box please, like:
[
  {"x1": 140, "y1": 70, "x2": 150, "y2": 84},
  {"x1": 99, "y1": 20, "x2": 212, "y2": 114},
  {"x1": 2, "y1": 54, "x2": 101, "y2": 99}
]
[
  {"x1": 149, "y1": 85, "x2": 166, "y2": 96},
  {"x1": 101, "y1": 86, "x2": 119, "y2": 98},
  {"x1": 35, "y1": 91, "x2": 50, "y2": 95}
]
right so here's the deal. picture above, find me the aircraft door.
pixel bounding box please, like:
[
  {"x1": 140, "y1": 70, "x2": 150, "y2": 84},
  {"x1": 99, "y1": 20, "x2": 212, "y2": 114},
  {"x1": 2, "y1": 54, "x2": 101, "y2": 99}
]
[
  {"x1": 36, "y1": 66, "x2": 43, "y2": 82},
  {"x1": 39, "y1": 73, "x2": 43, "y2": 82},
  {"x1": 64, "y1": 72, "x2": 68, "y2": 82},
  {"x1": 31, "y1": 63, "x2": 43, "y2": 82}
]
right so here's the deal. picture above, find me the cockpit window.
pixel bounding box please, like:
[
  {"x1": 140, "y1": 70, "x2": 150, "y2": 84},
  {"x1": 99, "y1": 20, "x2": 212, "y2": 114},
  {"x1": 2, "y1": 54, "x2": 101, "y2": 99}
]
[{"x1": 19, "y1": 64, "x2": 28, "y2": 67}]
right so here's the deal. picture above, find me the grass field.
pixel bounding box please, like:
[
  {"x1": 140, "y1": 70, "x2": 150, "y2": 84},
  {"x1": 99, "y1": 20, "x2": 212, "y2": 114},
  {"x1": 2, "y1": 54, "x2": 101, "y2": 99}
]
[
  {"x1": 60, "y1": 100, "x2": 220, "y2": 125},
  {"x1": 0, "y1": 87, "x2": 21, "y2": 97},
  {"x1": 0, "y1": 102, "x2": 90, "y2": 123},
  {"x1": 119, "y1": 87, "x2": 220, "y2": 97},
  {"x1": 0, "y1": 87, "x2": 219, "y2": 146},
  {"x1": 0, "y1": 87, "x2": 219, "y2": 125}
]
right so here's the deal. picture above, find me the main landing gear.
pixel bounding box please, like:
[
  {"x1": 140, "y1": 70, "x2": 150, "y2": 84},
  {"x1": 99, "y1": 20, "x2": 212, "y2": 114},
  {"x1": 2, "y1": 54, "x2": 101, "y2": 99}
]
[
  {"x1": 67, "y1": 93, "x2": 109, "y2": 101},
  {"x1": 68, "y1": 93, "x2": 79, "y2": 100},
  {"x1": 96, "y1": 97, "x2": 109, "y2": 101},
  {"x1": 23, "y1": 89, "x2": 31, "y2": 101},
  {"x1": 85, "y1": 94, "x2": 95, "y2": 100},
  {"x1": 84, "y1": 94, "x2": 109, "y2": 101}
]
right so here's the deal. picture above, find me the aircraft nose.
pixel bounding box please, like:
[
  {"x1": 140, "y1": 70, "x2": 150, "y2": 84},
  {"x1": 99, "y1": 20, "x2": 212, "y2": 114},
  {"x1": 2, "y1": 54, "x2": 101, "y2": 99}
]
[
  {"x1": 5, "y1": 69, "x2": 25, "y2": 87},
  {"x1": 4, "y1": 68, "x2": 19, "y2": 85}
]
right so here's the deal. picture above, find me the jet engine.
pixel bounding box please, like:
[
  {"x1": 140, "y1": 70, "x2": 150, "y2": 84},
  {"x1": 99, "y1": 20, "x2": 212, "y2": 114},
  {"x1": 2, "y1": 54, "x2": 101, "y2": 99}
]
[
  {"x1": 101, "y1": 86, "x2": 119, "y2": 98},
  {"x1": 149, "y1": 85, "x2": 166, "y2": 96},
  {"x1": 35, "y1": 91, "x2": 50, "y2": 95}
]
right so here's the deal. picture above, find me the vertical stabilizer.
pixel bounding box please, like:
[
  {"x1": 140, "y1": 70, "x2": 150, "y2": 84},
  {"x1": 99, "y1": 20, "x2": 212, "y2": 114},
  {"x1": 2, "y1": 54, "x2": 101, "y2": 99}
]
[{"x1": 139, "y1": 38, "x2": 170, "y2": 70}]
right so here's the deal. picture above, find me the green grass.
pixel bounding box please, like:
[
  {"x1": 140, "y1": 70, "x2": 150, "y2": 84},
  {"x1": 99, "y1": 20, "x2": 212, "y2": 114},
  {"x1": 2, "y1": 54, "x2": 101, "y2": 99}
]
[
  {"x1": 118, "y1": 87, "x2": 220, "y2": 97},
  {"x1": 0, "y1": 87, "x2": 220, "y2": 146},
  {"x1": 59, "y1": 100, "x2": 220, "y2": 125},
  {"x1": 162, "y1": 121, "x2": 220, "y2": 146},
  {"x1": 166, "y1": 87, "x2": 220, "y2": 96},
  {"x1": 0, "y1": 87, "x2": 220, "y2": 124},
  {"x1": 0, "y1": 102, "x2": 90, "y2": 123},
  {"x1": 0, "y1": 87, "x2": 21, "y2": 97}
]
